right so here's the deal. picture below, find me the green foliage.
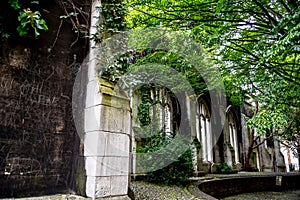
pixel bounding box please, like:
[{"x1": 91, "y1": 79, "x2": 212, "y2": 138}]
[
  {"x1": 137, "y1": 86, "x2": 153, "y2": 126},
  {"x1": 214, "y1": 163, "x2": 233, "y2": 174},
  {"x1": 125, "y1": 0, "x2": 300, "y2": 155},
  {"x1": 100, "y1": 51, "x2": 134, "y2": 81},
  {"x1": 102, "y1": 48, "x2": 209, "y2": 96},
  {"x1": 0, "y1": 28, "x2": 10, "y2": 40},
  {"x1": 0, "y1": 0, "x2": 48, "y2": 39},
  {"x1": 92, "y1": 0, "x2": 127, "y2": 43},
  {"x1": 1, "y1": 0, "x2": 92, "y2": 40},
  {"x1": 289, "y1": 163, "x2": 295, "y2": 172},
  {"x1": 247, "y1": 106, "x2": 288, "y2": 135},
  {"x1": 134, "y1": 83, "x2": 193, "y2": 186},
  {"x1": 222, "y1": 74, "x2": 245, "y2": 106},
  {"x1": 8, "y1": 0, "x2": 21, "y2": 10},
  {"x1": 137, "y1": 131, "x2": 194, "y2": 186},
  {"x1": 147, "y1": 148, "x2": 193, "y2": 186},
  {"x1": 129, "y1": 50, "x2": 208, "y2": 95},
  {"x1": 17, "y1": 8, "x2": 48, "y2": 38}
]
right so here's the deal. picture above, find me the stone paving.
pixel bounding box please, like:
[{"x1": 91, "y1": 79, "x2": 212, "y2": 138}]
[
  {"x1": 2, "y1": 186, "x2": 300, "y2": 200},
  {"x1": 130, "y1": 181, "x2": 198, "y2": 200},
  {"x1": 130, "y1": 180, "x2": 218, "y2": 200},
  {"x1": 1, "y1": 194, "x2": 90, "y2": 200},
  {"x1": 2, "y1": 172, "x2": 300, "y2": 200}
]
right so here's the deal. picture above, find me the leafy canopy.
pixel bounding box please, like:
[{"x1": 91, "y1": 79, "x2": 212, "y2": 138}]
[{"x1": 125, "y1": 0, "x2": 300, "y2": 139}]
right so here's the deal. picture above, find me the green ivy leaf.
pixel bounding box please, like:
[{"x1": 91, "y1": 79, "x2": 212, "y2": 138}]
[{"x1": 8, "y1": 0, "x2": 21, "y2": 10}]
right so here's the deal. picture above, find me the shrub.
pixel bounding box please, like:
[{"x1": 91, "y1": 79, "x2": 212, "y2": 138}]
[
  {"x1": 137, "y1": 132, "x2": 194, "y2": 186},
  {"x1": 147, "y1": 148, "x2": 193, "y2": 186},
  {"x1": 215, "y1": 162, "x2": 233, "y2": 174}
]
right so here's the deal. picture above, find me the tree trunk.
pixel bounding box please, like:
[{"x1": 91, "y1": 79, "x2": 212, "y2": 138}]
[
  {"x1": 245, "y1": 130, "x2": 255, "y2": 171},
  {"x1": 244, "y1": 101, "x2": 259, "y2": 171}
]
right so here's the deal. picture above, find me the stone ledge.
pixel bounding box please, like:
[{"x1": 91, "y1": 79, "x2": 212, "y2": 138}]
[
  {"x1": 95, "y1": 195, "x2": 131, "y2": 200},
  {"x1": 187, "y1": 183, "x2": 217, "y2": 200},
  {"x1": 198, "y1": 172, "x2": 300, "y2": 199}
]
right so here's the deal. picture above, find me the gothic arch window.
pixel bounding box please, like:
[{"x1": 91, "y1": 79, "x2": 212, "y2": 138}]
[
  {"x1": 196, "y1": 99, "x2": 213, "y2": 162},
  {"x1": 150, "y1": 87, "x2": 174, "y2": 134},
  {"x1": 228, "y1": 110, "x2": 240, "y2": 163},
  {"x1": 131, "y1": 86, "x2": 178, "y2": 174},
  {"x1": 163, "y1": 103, "x2": 172, "y2": 134}
]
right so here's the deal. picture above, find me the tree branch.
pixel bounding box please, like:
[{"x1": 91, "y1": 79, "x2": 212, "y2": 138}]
[{"x1": 252, "y1": 134, "x2": 274, "y2": 149}]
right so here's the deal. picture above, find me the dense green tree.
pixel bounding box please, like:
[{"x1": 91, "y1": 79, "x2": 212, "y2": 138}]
[{"x1": 125, "y1": 0, "x2": 300, "y2": 170}]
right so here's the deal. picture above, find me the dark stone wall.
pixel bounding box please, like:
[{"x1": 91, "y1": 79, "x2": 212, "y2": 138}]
[
  {"x1": 199, "y1": 173, "x2": 300, "y2": 199},
  {"x1": 0, "y1": 1, "x2": 89, "y2": 197}
]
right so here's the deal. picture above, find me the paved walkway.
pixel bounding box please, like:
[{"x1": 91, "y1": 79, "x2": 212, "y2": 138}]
[
  {"x1": 130, "y1": 179, "x2": 223, "y2": 200},
  {"x1": 1, "y1": 194, "x2": 90, "y2": 200},
  {"x1": 2, "y1": 172, "x2": 300, "y2": 199}
]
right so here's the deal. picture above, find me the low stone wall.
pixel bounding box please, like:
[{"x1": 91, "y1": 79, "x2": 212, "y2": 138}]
[{"x1": 198, "y1": 173, "x2": 300, "y2": 199}]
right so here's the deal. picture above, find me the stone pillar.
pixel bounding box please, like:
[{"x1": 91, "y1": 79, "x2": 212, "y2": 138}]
[
  {"x1": 201, "y1": 116, "x2": 207, "y2": 161},
  {"x1": 232, "y1": 126, "x2": 239, "y2": 164},
  {"x1": 206, "y1": 119, "x2": 213, "y2": 162},
  {"x1": 83, "y1": 1, "x2": 131, "y2": 198},
  {"x1": 84, "y1": 72, "x2": 131, "y2": 198}
]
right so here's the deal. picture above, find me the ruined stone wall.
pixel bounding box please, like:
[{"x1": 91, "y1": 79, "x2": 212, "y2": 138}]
[{"x1": 0, "y1": 1, "x2": 89, "y2": 197}]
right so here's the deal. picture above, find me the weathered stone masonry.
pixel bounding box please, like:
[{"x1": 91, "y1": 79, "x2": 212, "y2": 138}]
[
  {"x1": 0, "y1": 1, "x2": 89, "y2": 197},
  {"x1": 0, "y1": 0, "x2": 289, "y2": 199}
]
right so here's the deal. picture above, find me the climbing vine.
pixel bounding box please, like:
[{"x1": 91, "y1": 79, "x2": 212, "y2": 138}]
[
  {"x1": 91, "y1": 0, "x2": 127, "y2": 43},
  {"x1": 137, "y1": 86, "x2": 152, "y2": 127}
]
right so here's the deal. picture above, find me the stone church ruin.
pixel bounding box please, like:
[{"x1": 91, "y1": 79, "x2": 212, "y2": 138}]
[{"x1": 0, "y1": 0, "x2": 290, "y2": 199}]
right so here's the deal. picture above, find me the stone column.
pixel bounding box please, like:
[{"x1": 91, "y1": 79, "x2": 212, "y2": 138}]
[
  {"x1": 84, "y1": 73, "x2": 131, "y2": 198},
  {"x1": 206, "y1": 119, "x2": 213, "y2": 162},
  {"x1": 83, "y1": 1, "x2": 131, "y2": 198}
]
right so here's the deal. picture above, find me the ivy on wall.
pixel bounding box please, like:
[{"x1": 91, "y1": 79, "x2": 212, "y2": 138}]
[
  {"x1": 91, "y1": 0, "x2": 127, "y2": 43},
  {"x1": 137, "y1": 86, "x2": 152, "y2": 127}
]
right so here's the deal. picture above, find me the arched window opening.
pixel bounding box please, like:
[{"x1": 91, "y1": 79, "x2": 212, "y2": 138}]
[
  {"x1": 196, "y1": 99, "x2": 213, "y2": 162},
  {"x1": 131, "y1": 85, "x2": 179, "y2": 174},
  {"x1": 228, "y1": 111, "x2": 239, "y2": 163}
]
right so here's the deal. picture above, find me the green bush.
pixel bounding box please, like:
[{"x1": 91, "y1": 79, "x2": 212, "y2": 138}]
[
  {"x1": 215, "y1": 162, "x2": 233, "y2": 174},
  {"x1": 147, "y1": 148, "x2": 193, "y2": 186},
  {"x1": 137, "y1": 132, "x2": 194, "y2": 186}
]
